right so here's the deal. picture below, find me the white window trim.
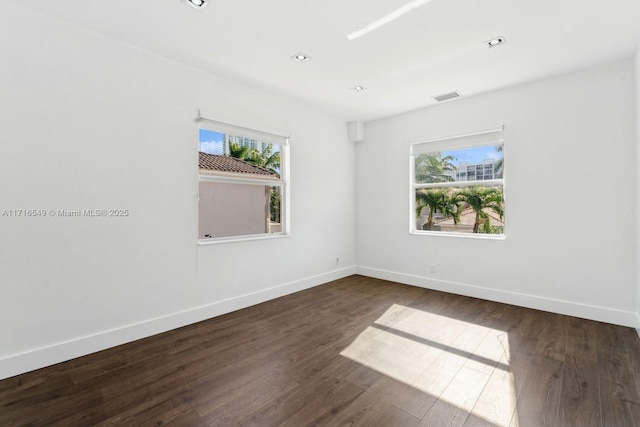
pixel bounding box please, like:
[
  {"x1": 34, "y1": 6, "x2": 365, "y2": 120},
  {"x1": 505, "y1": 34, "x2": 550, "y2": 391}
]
[
  {"x1": 199, "y1": 110, "x2": 289, "y2": 143},
  {"x1": 409, "y1": 127, "x2": 505, "y2": 239},
  {"x1": 414, "y1": 179, "x2": 503, "y2": 190},
  {"x1": 197, "y1": 111, "x2": 290, "y2": 244},
  {"x1": 198, "y1": 233, "x2": 290, "y2": 246},
  {"x1": 199, "y1": 174, "x2": 283, "y2": 187}
]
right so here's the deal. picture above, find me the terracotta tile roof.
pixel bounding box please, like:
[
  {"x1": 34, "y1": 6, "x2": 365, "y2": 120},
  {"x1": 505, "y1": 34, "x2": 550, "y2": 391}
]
[
  {"x1": 433, "y1": 207, "x2": 504, "y2": 227},
  {"x1": 199, "y1": 152, "x2": 277, "y2": 177}
]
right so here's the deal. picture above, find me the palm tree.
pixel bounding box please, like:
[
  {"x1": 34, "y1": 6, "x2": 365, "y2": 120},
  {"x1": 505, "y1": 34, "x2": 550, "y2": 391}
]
[
  {"x1": 454, "y1": 187, "x2": 504, "y2": 233},
  {"x1": 229, "y1": 142, "x2": 281, "y2": 175},
  {"x1": 415, "y1": 152, "x2": 457, "y2": 183},
  {"x1": 416, "y1": 189, "x2": 460, "y2": 230},
  {"x1": 228, "y1": 142, "x2": 250, "y2": 160},
  {"x1": 269, "y1": 188, "x2": 281, "y2": 223},
  {"x1": 493, "y1": 145, "x2": 504, "y2": 179},
  {"x1": 443, "y1": 196, "x2": 463, "y2": 226},
  {"x1": 247, "y1": 144, "x2": 280, "y2": 175}
]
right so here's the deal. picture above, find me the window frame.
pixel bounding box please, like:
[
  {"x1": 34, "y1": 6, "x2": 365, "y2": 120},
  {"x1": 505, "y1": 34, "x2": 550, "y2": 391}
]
[
  {"x1": 409, "y1": 128, "x2": 505, "y2": 239},
  {"x1": 197, "y1": 111, "x2": 290, "y2": 245}
]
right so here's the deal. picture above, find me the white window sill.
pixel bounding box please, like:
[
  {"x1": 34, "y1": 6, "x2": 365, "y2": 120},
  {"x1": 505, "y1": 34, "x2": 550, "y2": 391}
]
[
  {"x1": 410, "y1": 230, "x2": 505, "y2": 240},
  {"x1": 198, "y1": 233, "x2": 290, "y2": 246}
]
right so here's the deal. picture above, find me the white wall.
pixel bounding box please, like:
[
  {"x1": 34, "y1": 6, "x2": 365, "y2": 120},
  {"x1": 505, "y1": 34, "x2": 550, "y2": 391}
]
[
  {"x1": 636, "y1": 44, "x2": 640, "y2": 335},
  {"x1": 357, "y1": 59, "x2": 638, "y2": 327},
  {"x1": 0, "y1": 4, "x2": 356, "y2": 379}
]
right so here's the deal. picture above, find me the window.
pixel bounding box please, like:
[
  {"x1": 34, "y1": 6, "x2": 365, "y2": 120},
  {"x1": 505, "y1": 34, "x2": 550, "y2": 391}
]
[
  {"x1": 410, "y1": 128, "x2": 504, "y2": 236},
  {"x1": 197, "y1": 112, "x2": 289, "y2": 243}
]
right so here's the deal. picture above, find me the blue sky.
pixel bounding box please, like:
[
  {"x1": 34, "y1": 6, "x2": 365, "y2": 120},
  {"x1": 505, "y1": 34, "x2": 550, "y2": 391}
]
[
  {"x1": 199, "y1": 129, "x2": 225, "y2": 155},
  {"x1": 442, "y1": 145, "x2": 503, "y2": 166}
]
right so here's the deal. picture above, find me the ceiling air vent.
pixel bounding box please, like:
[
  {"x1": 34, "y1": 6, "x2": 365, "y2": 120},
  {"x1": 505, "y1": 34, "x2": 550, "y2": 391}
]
[{"x1": 433, "y1": 91, "x2": 461, "y2": 102}]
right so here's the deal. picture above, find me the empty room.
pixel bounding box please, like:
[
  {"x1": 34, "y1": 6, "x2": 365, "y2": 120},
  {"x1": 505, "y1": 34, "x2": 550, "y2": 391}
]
[{"x1": 1, "y1": 1, "x2": 640, "y2": 426}]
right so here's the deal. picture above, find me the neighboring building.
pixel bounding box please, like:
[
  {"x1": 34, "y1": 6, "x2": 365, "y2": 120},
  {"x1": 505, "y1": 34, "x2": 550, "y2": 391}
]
[
  {"x1": 223, "y1": 135, "x2": 272, "y2": 155},
  {"x1": 198, "y1": 152, "x2": 280, "y2": 239},
  {"x1": 455, "y1": 159, "x2": 499, "y2": 181}
]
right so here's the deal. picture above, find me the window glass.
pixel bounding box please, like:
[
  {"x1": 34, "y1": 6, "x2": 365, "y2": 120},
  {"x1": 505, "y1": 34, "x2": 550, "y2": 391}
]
[
  {"x1": 198, "y1": 127, "x2": 286, "y2": 241},
  {"x1": 412, "y1": 130, "x2": 504, "y2": 236}
]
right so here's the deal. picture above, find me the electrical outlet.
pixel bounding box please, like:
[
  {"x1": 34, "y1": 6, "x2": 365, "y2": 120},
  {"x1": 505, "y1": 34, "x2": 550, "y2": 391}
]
[
  {"x1": 430, "y1": 264, "x2": 436, "y2": 273},
  {"x1": 336, "y1": 257, "x2": 340, "y2": 265}
]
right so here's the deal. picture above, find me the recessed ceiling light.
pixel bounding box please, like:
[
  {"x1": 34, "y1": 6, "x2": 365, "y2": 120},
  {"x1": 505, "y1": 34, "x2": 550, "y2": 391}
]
[
  {"x1": 181, "y1": 0, "x2": 207, "y2": 9},
  {"x1": 486, "y1": 36, "x2": 506, "y2": 48},
  {"x1": 291, "y1": 52, "x2": 311, "y2": 63},
  {"x1": 352, "y1": 85, "x2": 367, "y2": 92}
]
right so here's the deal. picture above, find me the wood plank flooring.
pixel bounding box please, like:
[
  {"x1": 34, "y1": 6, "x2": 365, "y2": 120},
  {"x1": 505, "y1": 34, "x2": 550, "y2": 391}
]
[{"x1": 2, "y1": 275, "x2": 640, "y2": 426}]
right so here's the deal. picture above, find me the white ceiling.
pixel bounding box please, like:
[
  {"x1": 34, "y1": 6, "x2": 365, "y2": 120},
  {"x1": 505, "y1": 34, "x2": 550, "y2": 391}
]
[{"x1": 21, "y1": 0, "x2": 640, "y2": 122}]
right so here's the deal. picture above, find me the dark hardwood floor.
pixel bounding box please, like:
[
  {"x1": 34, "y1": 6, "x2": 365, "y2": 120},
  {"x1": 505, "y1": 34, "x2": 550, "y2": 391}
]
[{"x1": 2, "y1": 275, "x2": 640, "y2": 426}]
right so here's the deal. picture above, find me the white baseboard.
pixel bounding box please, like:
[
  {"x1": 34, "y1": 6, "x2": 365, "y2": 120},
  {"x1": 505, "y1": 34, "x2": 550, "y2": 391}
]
[
  {"x1": 2, "y1": 264, "x2": 635, "y2": 380},
  {"x1": 0, "y1": 266, "x2": 357, "y2": 381},
  {"x1": 357, "y1": 266, "x2": 638, "y2": 328}
]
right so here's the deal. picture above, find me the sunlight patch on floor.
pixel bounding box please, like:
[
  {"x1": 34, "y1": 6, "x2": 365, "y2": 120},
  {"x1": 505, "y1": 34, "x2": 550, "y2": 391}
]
[{"x1": 340, "y1": 304, "x2": 519, "y2": 426}]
